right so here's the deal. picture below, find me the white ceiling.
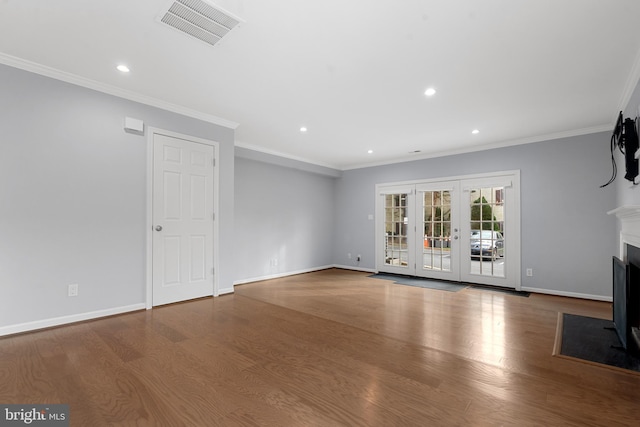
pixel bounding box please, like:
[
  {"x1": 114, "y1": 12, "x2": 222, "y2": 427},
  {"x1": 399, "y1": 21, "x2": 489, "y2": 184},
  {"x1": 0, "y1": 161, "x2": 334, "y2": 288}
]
[{"x1": 1, "y1": 0, "x2": 640, "y2": 170}]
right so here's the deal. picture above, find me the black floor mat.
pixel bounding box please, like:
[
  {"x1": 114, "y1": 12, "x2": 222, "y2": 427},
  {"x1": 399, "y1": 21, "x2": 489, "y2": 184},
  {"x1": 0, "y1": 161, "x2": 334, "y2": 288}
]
[
  {"x1": 368, "y1": 273, "x2": 467, "y2": 292},
  {"x1": 368, "y1": 273, "x2": 529, "y2": 296},
  {"x1": 559, "y1": 313, "x2": 640, "y2": 372}
]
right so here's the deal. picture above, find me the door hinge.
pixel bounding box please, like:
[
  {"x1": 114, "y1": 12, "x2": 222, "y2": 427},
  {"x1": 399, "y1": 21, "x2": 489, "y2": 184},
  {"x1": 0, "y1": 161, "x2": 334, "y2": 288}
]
[
  {"x1": 211, "y1": 268, "x2": 215, "y2": 275},
  {"x1": 212, "y1": 158, "x2": 216, "y2": 167},
  {"x1": 212, "y1": 212, "x2": 215, "y2": 220}
]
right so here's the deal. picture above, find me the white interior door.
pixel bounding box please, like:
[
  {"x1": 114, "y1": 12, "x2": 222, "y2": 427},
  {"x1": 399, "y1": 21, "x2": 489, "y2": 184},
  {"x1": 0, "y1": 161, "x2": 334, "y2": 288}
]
[
  {"x1": 376, "y1": 171, "x2": 520, "y2": 289},
  {"x1": 152, "y1": 133, "x2": 215, "y2": 306}
]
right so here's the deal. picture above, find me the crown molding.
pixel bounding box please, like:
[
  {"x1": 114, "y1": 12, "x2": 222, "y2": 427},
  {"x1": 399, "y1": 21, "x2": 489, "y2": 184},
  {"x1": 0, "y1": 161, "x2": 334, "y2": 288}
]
[
  {"x1": 234, "y1": 140, "x2": 340, "y2": 170},
  {"x1": 0, "y1": 52, "x2": 239, "y2": 130},
  {"x1": 342, "y1": 124, "x2": 612, "y2": 170}
]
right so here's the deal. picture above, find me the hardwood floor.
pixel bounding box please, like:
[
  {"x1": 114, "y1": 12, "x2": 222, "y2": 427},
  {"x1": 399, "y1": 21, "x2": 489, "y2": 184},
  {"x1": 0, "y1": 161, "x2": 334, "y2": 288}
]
[{"x1": 1, "y1": 268, "x2": 638, "y2": 426}]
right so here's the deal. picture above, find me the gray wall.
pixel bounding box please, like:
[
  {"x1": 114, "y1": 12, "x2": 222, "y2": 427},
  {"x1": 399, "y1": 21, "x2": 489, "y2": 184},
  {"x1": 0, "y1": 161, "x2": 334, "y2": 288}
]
[
  {"x1": 234, "y1": 155, "x2": 336, "y2": 282},
  {"x1": 333, "y1": 132, "x2": 618, "y2": 299},
  {"x1": 0, "y1": 64, "x2": 235, "y2": 328}
]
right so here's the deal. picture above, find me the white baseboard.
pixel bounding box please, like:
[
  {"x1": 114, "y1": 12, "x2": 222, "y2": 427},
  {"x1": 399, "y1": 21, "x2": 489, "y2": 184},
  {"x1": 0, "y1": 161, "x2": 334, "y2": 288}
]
[
  {"x1": 332, "y1": 264, "x2": 377, "y2": 273},
  {"x1": 521, "y1": 286, "x2": 612, "y2": 302},
  {"x1": 0, "y1": 303, "x2": 146, "y2": 337},
  {"x1": 233, "y1": 264, "x2": 378, "y2": 286},
  {"x1": 234, "y1": 265, "x2": 335, "y2": 286},
  {"x1": 218, "y1": 287, "x2": 234, "y2": 295}
]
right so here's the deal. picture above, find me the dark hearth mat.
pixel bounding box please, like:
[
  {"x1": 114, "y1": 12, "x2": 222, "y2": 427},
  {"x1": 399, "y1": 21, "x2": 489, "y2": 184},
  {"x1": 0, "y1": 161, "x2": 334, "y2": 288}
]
[
  {"x1": 368, "y1": 273, "x2": 467, "y2": 292},
  {"x1": 556, "y1": 313, "x2": 640, "y2": 372}
]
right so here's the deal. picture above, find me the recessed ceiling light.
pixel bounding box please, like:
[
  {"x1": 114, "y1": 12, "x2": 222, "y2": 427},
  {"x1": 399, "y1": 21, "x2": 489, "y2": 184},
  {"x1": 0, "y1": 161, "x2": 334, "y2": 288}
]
[
  {"x1": 472, "y1": 129, "x2": 480, "y2": 134},
  {"x1": 300, "y1": 127, "x2": 307, "y2": 133},
  {"x1": 116, "y1": 64, "x2": 130, "y2": 73},
  {"x1": 367, "y1": 150, "x2": 373, "y2": 154},
  {"x1": 424, "y1": 87, "x2": 436, "y2": 97}
]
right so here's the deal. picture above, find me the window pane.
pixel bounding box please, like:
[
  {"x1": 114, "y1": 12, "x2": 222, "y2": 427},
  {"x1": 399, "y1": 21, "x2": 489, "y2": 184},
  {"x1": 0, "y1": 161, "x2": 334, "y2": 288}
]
[
  {"x1": 469, "y1": 187, "x2": 505, "y2": 278},
  {"x1": 422, "y1": 190, "x2": 452, "y2": 272}
]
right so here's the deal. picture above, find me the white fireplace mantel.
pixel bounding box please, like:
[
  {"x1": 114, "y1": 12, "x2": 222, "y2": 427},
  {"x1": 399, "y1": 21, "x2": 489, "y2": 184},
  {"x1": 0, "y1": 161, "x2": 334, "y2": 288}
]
[{"x1": 608, "y1": 205, "x2": 640, "y2": 257}]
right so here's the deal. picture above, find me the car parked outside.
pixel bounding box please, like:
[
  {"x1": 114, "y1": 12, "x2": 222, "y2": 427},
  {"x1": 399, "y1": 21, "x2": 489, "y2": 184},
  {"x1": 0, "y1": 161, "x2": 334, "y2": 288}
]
[{"x1": 470, "y1": 230, "x2": 504, "y2": 260}]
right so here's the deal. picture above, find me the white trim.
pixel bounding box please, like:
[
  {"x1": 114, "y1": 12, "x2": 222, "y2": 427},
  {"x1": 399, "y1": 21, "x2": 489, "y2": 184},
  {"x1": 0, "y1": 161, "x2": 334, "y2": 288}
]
[
  {"x1": 378, "y1": 186, "x2": 414, "y2": 195},
  {"x1": 212, "y1": 143, "x2": 221, "y2": 297},
  {"x1": 375, "y1": 170, "x2": 521, "y2": 190},
  {"x1": 0, "y1": 52, "x2": 238, "y2": 130},
  {"x1": 233, "y1": 265, "x2": 335, "y2": 286},
  {"x1": 521, "y1": 287, "x2": 612, "y2": 302},
  {"x1": 235, "y1": 140, "x2": 339, "y2": 170},
  {"x1": 0, "y1": 304, "x2": 146, "y2": 337},
  {"x1": 145, "y1": 132, "x2": 154, "y2": 309},
  {"x1": 146, "y1": 127, "x2": 221, "y2": 307},
  {"x1": 462, "y1": 179, "x2": 512, "y2": 191},
  {"x1": 607, "y1": 205, "x2": 640, "y2": 258},
  {"x1": 342, "y1": 125, "x2": 611, "y2": 171},
  {"x1": 331, "y1": 265, "x2": 377, "y2": 273}
]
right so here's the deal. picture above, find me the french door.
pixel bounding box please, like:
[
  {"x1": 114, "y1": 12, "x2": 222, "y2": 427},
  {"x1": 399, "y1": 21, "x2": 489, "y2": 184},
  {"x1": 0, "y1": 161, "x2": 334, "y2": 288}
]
[{"x1": 376, "y1": 172, "x2": 520, "y2": 289}]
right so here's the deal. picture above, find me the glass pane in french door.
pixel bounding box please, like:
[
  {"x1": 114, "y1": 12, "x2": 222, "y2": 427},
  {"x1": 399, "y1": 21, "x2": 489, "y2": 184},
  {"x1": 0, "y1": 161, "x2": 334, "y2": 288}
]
[
  {"x1": 384, "y1": 193, "x2": 409, "y2": 268},
  {"x1": 422, "y1": 190, "x2": 452, "y2": 272},
  {"x1": 468, "y1": 186, "x2": 505, "y2": 278}
]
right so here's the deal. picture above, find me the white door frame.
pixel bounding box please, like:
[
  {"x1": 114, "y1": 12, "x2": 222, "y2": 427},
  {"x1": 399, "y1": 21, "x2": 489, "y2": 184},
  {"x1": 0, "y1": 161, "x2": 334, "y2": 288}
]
[
  {"x1": 375, "y1": 170, "x2": 521, "y2": 290},
  {"x1": 145, "y1": 127, "x2": 220, "y2": 309}
]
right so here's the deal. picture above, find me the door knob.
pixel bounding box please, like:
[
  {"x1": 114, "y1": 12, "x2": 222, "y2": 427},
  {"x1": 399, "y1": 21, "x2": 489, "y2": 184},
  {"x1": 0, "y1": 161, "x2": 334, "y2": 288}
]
[
  {"x1": 454, "y1": 235, "x2": 459, "y2": 240},
  {"x1": 155, "y1": 225, "x2": 163, "y2": 232}
]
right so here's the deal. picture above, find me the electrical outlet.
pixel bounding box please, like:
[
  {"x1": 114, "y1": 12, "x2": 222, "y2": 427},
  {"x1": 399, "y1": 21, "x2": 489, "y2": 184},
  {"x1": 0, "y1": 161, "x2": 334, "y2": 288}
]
[
  {"x1": 526, "y1": 268, "x2": 533, "y2": 277},
  {"x1": 68, "y1": 284, "x2": 78, "y2": 297},
  {"x1": 348, "y1": 253, "x2": 352, "y2": 259}
]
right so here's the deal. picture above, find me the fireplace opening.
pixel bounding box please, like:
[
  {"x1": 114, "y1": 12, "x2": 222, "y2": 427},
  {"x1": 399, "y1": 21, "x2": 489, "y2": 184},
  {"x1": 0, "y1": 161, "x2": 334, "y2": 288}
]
[{"x1": 612, "y1": 244, "x2": 640, "y2": 356}]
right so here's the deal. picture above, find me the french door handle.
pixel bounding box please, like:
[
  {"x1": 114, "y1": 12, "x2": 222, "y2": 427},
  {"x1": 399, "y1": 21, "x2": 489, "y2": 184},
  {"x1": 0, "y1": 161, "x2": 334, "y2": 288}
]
[
  {"x1": 454, "y1": 235, "x2": 459, "y2": 240},
  {"x1": 155, "y1": 225, "x2": 163, "y2": 232}
]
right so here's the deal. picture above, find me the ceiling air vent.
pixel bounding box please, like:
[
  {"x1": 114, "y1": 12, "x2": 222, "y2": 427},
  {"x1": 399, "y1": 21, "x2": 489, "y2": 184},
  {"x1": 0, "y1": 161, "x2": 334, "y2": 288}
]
[{"x1": 159, "y1": 0, "x2": 242, "y2": 47}]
